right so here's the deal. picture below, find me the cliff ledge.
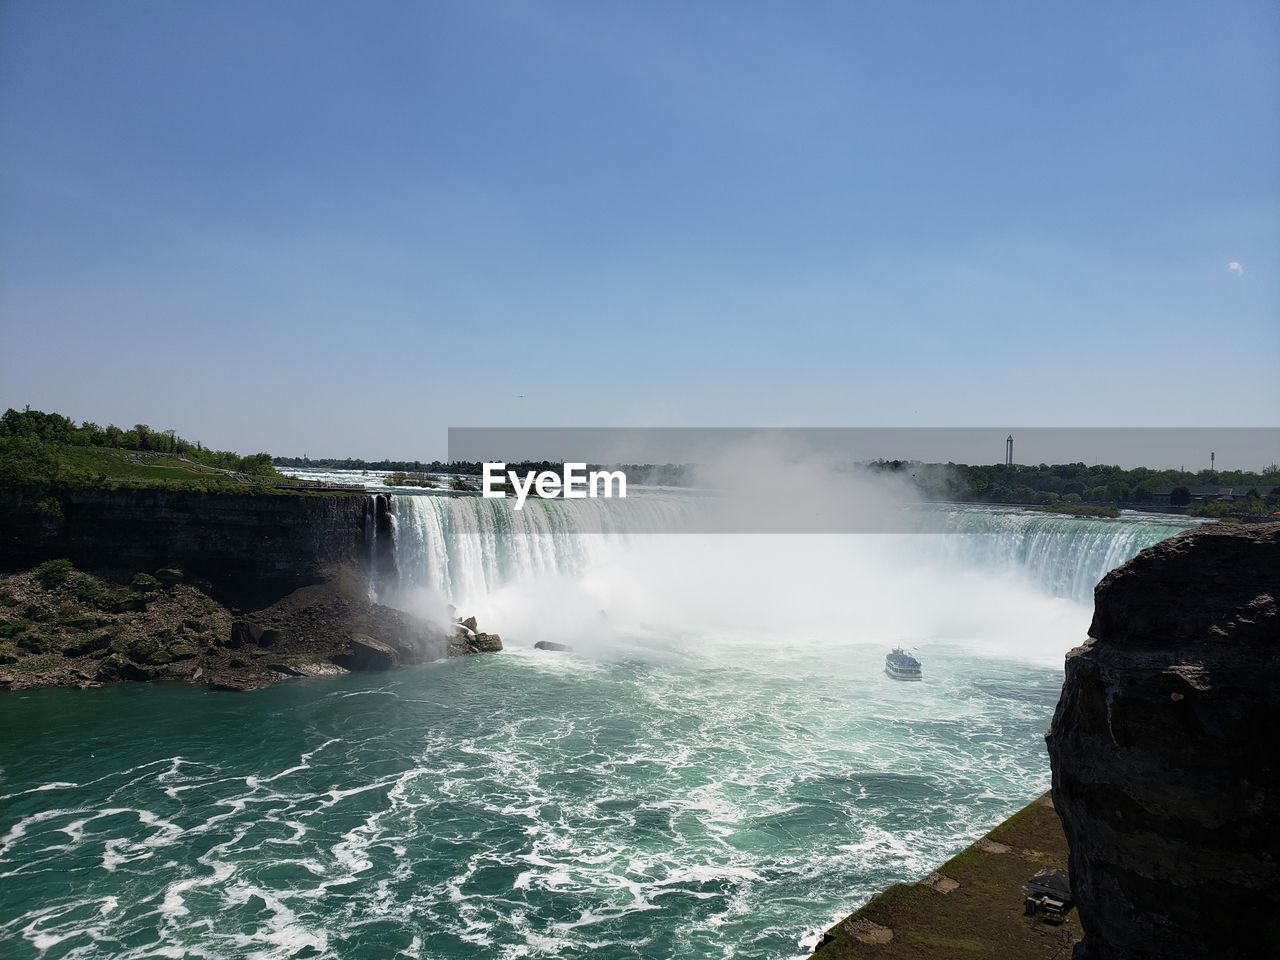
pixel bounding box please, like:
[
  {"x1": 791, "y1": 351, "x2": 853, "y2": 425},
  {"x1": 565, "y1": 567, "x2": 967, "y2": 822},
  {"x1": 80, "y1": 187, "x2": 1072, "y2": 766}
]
[{"x1": 1046, "y1": 521, "x2": 1280, "y2": 959}]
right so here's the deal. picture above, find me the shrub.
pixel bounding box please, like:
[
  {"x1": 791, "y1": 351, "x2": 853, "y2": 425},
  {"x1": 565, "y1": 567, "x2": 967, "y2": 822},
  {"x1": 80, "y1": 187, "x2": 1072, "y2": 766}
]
[
  {"x1": 34, "y1": 497, "x2": 64, "y2": 520},
  {"x1": 72, "y1": 574, "x2": 103, "y2": 604},
  {"x1": 16, "y1": 631, "x2": 52, "y2": 653},
  {"x1": 34, "y1": 558, "x2": 74, "y2": 587},
  {"x1": 130, "y1": 573, "x2": 160, "y2": 593}
]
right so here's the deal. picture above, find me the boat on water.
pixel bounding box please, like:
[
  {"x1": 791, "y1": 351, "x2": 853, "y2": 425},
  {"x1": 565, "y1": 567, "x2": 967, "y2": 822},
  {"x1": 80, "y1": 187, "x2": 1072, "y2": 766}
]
[{"x1": 885, "y1": 647, "x2": 923, "y2": 680}]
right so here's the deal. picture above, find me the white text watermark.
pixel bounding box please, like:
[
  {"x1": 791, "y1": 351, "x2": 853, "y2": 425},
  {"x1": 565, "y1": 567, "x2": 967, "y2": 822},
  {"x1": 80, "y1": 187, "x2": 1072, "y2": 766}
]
[{"x1": 482, "y1": 463, "x2": 627, "y2": 510}]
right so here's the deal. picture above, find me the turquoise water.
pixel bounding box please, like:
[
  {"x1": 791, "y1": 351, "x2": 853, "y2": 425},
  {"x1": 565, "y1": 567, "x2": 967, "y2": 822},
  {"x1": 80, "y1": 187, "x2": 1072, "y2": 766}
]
[
  {"x1": 1, "y1": 638, "x2": 1060, "y2": 959},
  {"x1": 1, "y1": 503, "x2": 1194, "y2": 958}
]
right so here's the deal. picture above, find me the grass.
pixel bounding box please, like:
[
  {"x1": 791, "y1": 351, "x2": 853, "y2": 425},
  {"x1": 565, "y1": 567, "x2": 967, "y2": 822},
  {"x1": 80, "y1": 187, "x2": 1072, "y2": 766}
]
[
  {"x1": 58, "y1": 447, "x2": 259, "y2": 489},
  {"x1": 33, "y1": 447, "x2": 351, "y2": 495},
  {"x1": 811, "y1": 794, "x2": 1079, "y2": 960}
]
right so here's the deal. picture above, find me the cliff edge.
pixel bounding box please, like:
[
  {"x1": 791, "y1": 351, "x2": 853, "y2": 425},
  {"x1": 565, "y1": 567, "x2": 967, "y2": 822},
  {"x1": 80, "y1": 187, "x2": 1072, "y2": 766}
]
[{"x1": 1046, "y1": 522, "x2": 1280, "y2": 959}]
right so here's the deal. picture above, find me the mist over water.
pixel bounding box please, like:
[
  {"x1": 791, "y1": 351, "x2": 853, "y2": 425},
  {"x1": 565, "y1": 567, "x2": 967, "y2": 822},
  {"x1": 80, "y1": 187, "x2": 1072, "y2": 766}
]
[
  {"x1": 385, "y1": 492, "x2": 1190, "y2": 667},
  {"x1": 0, "y1": 476, "x2": 1193, "y2": 959}
]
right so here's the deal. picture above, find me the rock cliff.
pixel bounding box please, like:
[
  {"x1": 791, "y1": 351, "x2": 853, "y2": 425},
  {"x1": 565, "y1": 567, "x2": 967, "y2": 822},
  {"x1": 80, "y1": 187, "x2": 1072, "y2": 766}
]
[
  {"x1": 1046, "y1": 522, "x2": 1280, "y2": 959},
  {"x1": 0, "y1": 487, "x2": 373, "y2": 607}
]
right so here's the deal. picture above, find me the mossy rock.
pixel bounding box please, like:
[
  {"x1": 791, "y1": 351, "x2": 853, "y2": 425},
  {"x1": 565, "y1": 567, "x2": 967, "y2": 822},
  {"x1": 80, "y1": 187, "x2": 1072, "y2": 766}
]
[
  {"x1": 168, "y1": 643, "x2": 199, "y2": 660},
  {"x1": 34, "y1": 559, "x2": 74, "y2": 588},
  {"x1": 155, "y1": 568, "x2": 184, "y2": 587},
  {"x1": 108, "y1": 635, "x2": 133, "y2": 657},
  {"x1": 130, "y1": 573, "x2": 160, "y2": 594},
  {"x1": 0, "y1": 620, "x2": 29, "y2": 639},
  {"x1": 71, "y1": 575, "x2": 104, "y2": 604},
  {"x1": 96, "y1": 653, "x2": 153, "y2": 682},
  {"x1": 0, "y1": 643, "x2": 19, "y2": 664},
  {"x1": 16, "y1": 632, "x2": 54, "y2": 653},
  {"x1": 62, "y1": 632, "x2": 115, "y2": 658},
  {"x1": 126, "y1": 637, "x2": 166, "y2": 664}
]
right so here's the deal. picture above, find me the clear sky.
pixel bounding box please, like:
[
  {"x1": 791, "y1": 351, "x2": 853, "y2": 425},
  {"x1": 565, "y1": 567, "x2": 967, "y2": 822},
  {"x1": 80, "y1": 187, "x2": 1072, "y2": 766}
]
[{"x1": 1, "y1": 1, "x2": 1277, "y2": 460}]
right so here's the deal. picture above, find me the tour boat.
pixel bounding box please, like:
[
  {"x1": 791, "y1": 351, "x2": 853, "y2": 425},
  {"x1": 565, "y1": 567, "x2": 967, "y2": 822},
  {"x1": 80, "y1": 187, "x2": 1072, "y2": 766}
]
[{"x1": 885, "y1": 647, "x2": 923, "y2": 680}]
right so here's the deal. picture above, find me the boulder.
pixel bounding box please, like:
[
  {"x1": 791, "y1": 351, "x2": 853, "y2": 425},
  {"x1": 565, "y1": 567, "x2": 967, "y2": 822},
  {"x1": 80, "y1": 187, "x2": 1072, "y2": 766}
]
[
  {"x1": 469, "y1": 632, "x2": 503, "y2": 654},
  {"x1": 534, "y1": 640, "x2": 572, "y2": 652},
  {"x1": 347, "y1": 633, "x2": 399, "y2": 671},
  {"x1": 1046, "y1": 522, "x2": 1280, "y2": 960},
  {"x1": 206, "y1": 671, "x2": 269, "y2": 692}
]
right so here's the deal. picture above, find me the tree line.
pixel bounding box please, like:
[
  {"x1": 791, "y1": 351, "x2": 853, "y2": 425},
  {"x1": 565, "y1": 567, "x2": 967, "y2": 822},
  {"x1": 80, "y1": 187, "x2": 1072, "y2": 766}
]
[{"x1": 0, "y1": 407, "x2": 277, "y2": 486}]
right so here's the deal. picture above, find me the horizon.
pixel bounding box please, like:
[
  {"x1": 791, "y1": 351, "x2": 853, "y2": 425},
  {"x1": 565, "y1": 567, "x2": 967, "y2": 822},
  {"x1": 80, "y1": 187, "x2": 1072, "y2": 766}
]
[{"x1": 2, "y1": 1, "x2": 1278, "y2": 459}]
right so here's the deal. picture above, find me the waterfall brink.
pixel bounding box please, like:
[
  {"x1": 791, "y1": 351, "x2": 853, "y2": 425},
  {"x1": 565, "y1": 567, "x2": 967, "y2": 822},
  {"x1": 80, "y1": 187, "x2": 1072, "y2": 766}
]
[
  {"x1": 929, "y1": 507, "x2": 1193, "y2": 603},
  {"x1": 382, "y1": 494, "x2": 1192, "y2": 610}
]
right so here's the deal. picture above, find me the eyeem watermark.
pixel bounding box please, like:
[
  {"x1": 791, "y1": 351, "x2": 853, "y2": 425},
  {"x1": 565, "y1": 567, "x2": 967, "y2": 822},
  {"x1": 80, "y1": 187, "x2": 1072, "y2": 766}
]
[{"x1": 483, "y1": 462, "x2": 627, "y2": 510}]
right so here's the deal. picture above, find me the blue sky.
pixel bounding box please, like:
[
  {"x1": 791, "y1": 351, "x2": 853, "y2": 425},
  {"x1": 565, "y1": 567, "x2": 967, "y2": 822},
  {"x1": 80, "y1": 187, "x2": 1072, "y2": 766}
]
[{"x1": 1, "y1": 1, "x2": 1276, "y2": 459}]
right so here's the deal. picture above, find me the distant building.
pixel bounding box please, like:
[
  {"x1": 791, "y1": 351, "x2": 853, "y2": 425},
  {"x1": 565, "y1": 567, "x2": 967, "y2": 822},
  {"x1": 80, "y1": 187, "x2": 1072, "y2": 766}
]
[{"x1": 1151, "y1": 485, "x2": 1276, "y2": 506}]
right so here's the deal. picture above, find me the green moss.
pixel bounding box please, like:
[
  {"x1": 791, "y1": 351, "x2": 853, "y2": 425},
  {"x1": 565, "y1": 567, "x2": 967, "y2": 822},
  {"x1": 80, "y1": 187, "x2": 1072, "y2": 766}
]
[
  {"x1": 6, "y1": 652, "x2": 62, "y2": 674},
  {"x1": 0, "y1": 620, "x2": 29, "y2": 639},
  {"x1": 16, "y1": 632, "x2": 54, "y2": 653},
  {"x1": 130, "y1": 573, "x2": 160, "y2": 593},
  {"x1": 62, "y1": 631, "x2": 114, "y2": 657},
  {"x1": 71, "y1": 574, "x2": 104, "y2": 604},
  {"x1": 811, "y1": 795, "x2": 1077, "y2": 960},
  {"x1": 34, "y1": 558, "x2": 74, "y2": 587}
]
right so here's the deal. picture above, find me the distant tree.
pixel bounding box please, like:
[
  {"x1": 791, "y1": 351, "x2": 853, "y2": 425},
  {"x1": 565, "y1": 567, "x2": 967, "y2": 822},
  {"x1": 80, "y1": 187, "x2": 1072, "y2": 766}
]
[{"x1": 1169, "y1": 486, "x2": 1192, "y2": 507}]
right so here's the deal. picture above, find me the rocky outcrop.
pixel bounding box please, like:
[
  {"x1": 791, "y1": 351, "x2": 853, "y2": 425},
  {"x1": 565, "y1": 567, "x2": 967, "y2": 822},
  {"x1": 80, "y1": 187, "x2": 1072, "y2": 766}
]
[
  {"x1": 0, "y1": 564, "x2": 502, "y2": 692},
  {"x1": 1046, "y1": 522, "x2": 1280, "y2": 960}
]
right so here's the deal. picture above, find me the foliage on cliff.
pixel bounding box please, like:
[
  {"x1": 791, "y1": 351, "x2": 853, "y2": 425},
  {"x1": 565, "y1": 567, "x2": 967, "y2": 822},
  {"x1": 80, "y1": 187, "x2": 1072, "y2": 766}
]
[
  {"x1": 0, "y1": 407, "x2": 279, "y2": 491},
  {"x1": 869, "y1": 459, "x2": 1280, "y2": 507}
]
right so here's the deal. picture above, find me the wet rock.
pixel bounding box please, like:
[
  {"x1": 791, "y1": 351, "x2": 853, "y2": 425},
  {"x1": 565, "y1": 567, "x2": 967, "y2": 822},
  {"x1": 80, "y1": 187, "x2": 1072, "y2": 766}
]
[
  {"x1": 1046, "y1": 522, "x2": 1280, "y2": 960},
  {"x1": 206, "y1": 671, "x2": 269, "y2": 692},
  {"x1": 534, "y1": 640, "x2": 572, "y2": 652},
  {"x1": 97, "y1": 653, "x2": 154, "y2": 682},
  {"x1": 468, "y1": 632, "x2": 503, "y2": 654},
  {"x1": 347, "y1": 633, "x2": 399, "y2": 671},
  {"x1": 461, "y1": 616, "x2": 478, "y2": 633}
]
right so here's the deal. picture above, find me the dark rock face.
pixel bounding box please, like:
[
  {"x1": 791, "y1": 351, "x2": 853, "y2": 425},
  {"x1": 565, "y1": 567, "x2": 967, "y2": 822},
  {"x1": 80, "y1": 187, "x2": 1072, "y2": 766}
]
[
  {"x1": 0, "y1": 488, "x2": 371, "y2": 608},
  {"x1": 1046, "y1": 522, "x2": 1280, "y2": 960}
]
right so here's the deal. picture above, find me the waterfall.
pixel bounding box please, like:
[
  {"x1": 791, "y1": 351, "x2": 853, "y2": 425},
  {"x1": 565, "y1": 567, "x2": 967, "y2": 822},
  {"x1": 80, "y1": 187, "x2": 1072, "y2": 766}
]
[
  {"x1": 381, "y1": 493, "x2": 1193, "y2": 609},
  {"x1": 927, "y1": 507, "x2": 1194, "y2": 602}
]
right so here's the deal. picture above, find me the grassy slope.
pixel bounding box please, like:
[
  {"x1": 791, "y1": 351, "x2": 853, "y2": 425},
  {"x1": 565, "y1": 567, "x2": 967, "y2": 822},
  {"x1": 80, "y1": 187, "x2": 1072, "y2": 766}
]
[
  {"x1": 60, "y1": 447, "x2": 247, "y2": 487},
  {"x1": 46, "y1": 447, "x2": 349, "y2": 494},
  {"x1": 811, "y1": 794, "x2": 1080, "y2": 960}
]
